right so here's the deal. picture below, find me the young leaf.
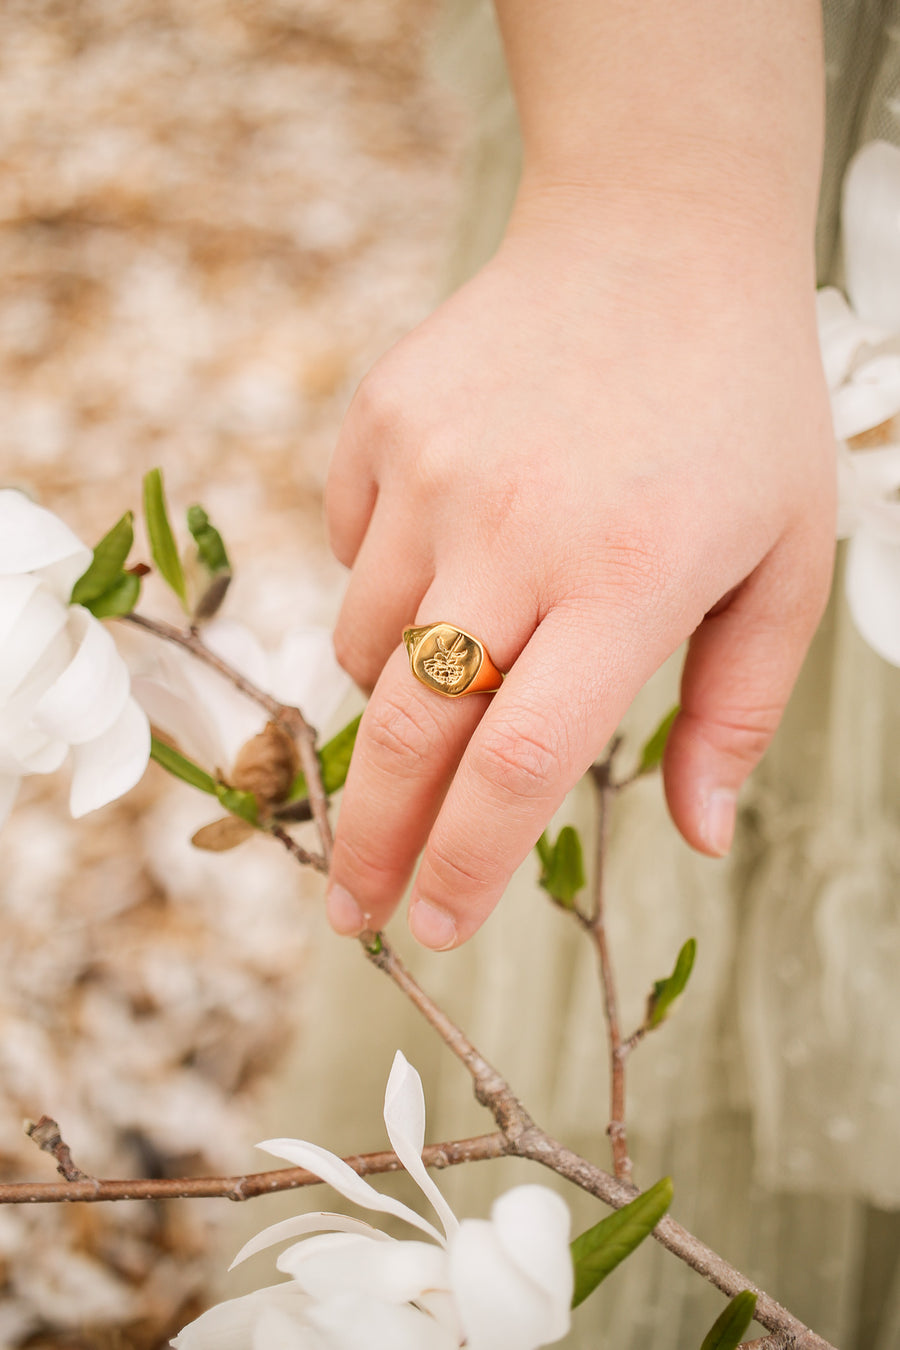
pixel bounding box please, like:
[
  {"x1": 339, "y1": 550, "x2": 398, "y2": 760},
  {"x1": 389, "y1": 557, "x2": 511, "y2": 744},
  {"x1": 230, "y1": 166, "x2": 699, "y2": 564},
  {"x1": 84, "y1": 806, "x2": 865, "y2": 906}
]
[
  {"x1": 187, "y1": 504, "x2": 230, "y2": 574},
  {"x1": 646, "y1": 937, "x2": 697, "y2": 1030},
  {"x1": 699, "y1": 1290, "x2": 758, "y2": 1350},
  {"x1": 288, "y1": 714, "x2": 362, "y2": 801},
  {"x1": 571, "y1": 1176, "x2": 673, "y2": 1308},
  {"x1": 150, "y1": 735, "x2": 217, "y2": 795},
  {"x1": 143, "y1": 468, "x2": 187, "y2": 608},
  {"x1": 637, "y1": 705, "x2": 679, "y2": 776},
  {"x1": 215, "y1": 784, "x2": 259, "y2": 826},
  {"x1": 81, "y1": 570, "x2": 142, "y2": 619},
  {"x1": 535, "y1": 831, "x2": 553, "y2": 871},
  {"x1": 537, "y1": 825, "x2": 586, "y2": 909},
  {"x1": 70, "y1": 512, "x2": 134, "y2": 605},
  {"x1": 192, "y1": 817, "x2": 256, "y2": 852}
]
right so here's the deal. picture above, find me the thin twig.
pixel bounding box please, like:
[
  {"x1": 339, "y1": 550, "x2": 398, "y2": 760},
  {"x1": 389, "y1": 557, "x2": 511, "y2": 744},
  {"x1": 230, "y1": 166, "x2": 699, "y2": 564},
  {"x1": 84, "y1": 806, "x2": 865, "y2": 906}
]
[
  {"x1": 514, "y1": 1134, "x2": 834, "y2": 1350},
  {"x1": 270, "y1": 824, "x2": 327, "y2": 874},
  {"x1": 0, "y1": 1134, "x2": 508, "y2": 1205},
  {"x1": 25, "y1": 1116, "x2": 93, "y2": 1183},
  {"x1": 124, "y1": 614, "x2": 289, "y2": 720},
  {"x1": 122, "y1": 611, "x2": 335, "y2": 865},
  {"x1": 586, "y1": 749, "x2": 631, "y2": 1180},
  {"x1": 362, "y1": 935, "x2": 533, "y2": 1138}
]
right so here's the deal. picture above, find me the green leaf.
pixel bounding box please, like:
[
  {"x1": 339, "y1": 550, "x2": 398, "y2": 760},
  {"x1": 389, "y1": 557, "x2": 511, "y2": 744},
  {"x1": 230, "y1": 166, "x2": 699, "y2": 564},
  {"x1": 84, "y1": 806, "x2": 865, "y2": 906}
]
[
  {"x1": 537, "y1": 825, "x2": 586, "y2": 909},
  {"x1": 288, "y1": 714, "x2": 362, "y2": 801},
  {"x1": 535, "y1": 831, "x2": 553, "y2": 871},
  {"x1": 647, "y1": 938, "x2": 697, "y2": 1030},
  {"x1": 150, "y1": 736, "x2": 217, "y2": 795},
  {"x1": 82, "y1": 570, "x2": 141, "y2": 619},
  {"x1": 571, "y1": 1176, "x2": 674, "y2": 1309},
  {"x1": 637, "y1": 705, "x2": 679, "y2": 776},
  {"x1": 215, "y1": 784, "x2": 259, "y2": 826},
  {"x1": 143, "y1": 468, "x2": 187, "y2": 608},
  {"x1": 699, "y1": 1290, "x2": 758, "y2": 1350},
  {"x1": 187, "y1": 504, "x2": 230, "y2": 574},
  {"x1": 70, "y1": 512, "x2": 134, "y2": 605}
]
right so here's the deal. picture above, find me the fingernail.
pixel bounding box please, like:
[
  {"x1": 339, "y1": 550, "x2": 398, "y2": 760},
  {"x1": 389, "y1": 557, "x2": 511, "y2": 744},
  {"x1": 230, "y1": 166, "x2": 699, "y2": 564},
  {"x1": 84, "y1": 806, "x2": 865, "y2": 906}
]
[
  {"x1": 701, "y1": 788, "x2": 737, "y2": 856},
  {"x1": 410, "y1": 899, "x2": 457, "y2": 951},
  {"x1": 327, "y1": 884, "x2": 365, "y2": 936}
]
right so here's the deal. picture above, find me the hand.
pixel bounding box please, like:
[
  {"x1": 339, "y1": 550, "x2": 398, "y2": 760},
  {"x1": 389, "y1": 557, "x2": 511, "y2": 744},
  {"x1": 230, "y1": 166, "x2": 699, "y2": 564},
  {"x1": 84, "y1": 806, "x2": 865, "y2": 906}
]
[{"x1": 323, "y1": 202, "x2": 835, "y2": 949}]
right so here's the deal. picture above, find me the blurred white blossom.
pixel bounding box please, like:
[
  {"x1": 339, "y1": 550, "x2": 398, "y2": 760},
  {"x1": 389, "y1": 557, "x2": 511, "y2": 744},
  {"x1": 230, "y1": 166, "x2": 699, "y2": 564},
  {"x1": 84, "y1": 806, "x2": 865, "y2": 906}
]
[
  {"x1": 133, "y1": 617, "x2": 350, "y2": 778},
  {"x1": 817, "y1": 140, "x2": 900, "y2": 665},
  {"x1": 172, "y1": 1051, "x2": 573, "y2": 1350},
  {"x1": 0, "y1": 489, "x2": 149, "y2": 827}
]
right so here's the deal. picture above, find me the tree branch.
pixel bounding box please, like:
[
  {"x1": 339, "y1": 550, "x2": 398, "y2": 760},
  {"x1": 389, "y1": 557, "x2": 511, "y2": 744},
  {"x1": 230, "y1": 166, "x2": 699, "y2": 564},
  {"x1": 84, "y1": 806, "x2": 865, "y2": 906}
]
[
  {"x1": 121, "y1": 612, "x2": 334, "y2": 865},
  {"x1": 0, "y1": 1133, "x2": 508, "y2": 1205},
  {"x1": 585, "y1": 749, "x2": 631, "y2": 1180},
  {"x1": 514, "y1": 1133, "x2": 834, "y2": 1350},
  {"x1": 25, "y1": 1116, "x2": 93, "y2": 1183}
]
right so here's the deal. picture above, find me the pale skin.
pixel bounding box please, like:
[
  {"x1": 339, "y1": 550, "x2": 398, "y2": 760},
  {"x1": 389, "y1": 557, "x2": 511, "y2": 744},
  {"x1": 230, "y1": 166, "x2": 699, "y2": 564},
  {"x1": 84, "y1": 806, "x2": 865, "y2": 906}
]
[{"x1": 324, "y1": 0, "x2": 836, "y2": 950}]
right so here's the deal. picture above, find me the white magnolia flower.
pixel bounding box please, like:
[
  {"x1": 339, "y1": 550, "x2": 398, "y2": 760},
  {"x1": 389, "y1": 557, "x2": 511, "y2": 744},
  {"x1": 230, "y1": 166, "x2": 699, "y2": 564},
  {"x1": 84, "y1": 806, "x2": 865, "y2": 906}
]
[
  {"x1": 172, "y1": 1052, "x2": 573, "y2": 1350},
  {"x1": 133, "y1": 617, "x2": 350, "y2": 781},
  {"x1": 0, "y1": 489, "x2": 150, "y2": 827},
  {"x1": 817, "y1": 140, "x2": 900, "y2": 665}
]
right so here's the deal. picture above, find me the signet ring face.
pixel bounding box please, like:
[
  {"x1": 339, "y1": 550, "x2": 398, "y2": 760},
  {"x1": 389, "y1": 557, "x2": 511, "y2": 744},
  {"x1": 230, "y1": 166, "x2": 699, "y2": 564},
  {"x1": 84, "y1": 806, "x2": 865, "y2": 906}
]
[{"x1": 402, "y1": 623, "x2": 504, "y2": 698}]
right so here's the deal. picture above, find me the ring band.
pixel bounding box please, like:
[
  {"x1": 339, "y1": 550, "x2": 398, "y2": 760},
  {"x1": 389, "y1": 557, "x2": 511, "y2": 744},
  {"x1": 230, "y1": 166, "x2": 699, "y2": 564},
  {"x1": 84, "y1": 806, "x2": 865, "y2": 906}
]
[{"x1": 403, "y1": 623, "x2": 504, "y2": 698}]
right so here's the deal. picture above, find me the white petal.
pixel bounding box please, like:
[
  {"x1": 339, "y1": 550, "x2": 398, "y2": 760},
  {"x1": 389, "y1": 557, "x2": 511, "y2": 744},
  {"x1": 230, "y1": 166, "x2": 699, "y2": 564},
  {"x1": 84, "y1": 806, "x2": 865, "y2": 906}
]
[
  {"x1": 0, "y1": 584, "x2": 70, "y2": 703},
  {"x1": 815, "y1": 287, "x2": 889, "y2": 390},
  {"x1": 271, "y1": 628, "x2": 353, "y2": 730},
  {"x1": 251, "y1": 1304, "x2": 319, "y2": 1350},
  {"x1": 230, "y1": 1213, "x2": 390, "y2": 1270},
  {"x1": 843, "y1": 141, "x2": 900, "y2": 329},
  {"x1": 33, "y1": 608, "x2": 129, "y2": 744},
  {"x1": 69, "y1": 696, "x2": 150, "y2": 816},
  {"x1": 278, "y1": 1232, "x2": 449, "y2": 1305},
  {"x1": 0, "y1": 774, "x2": 20, "y2": 829},
  {"x1": 171, "y1": 1282, "x2": 309, "y2": 1349},
  {"x1": 303, "y1": 1292, "x2": 459, "y2": 1350},
  {"x1": 256, "y1": 1138, "x2": 443, "y2": 1245},
  {"x1": 845, "y1": 529, "x2": 900, "y2": 665},
  {"x1": 0, "y1": 705, "x2": 68, "y2": 775},
  {"x1": 488, "y1": 1187, "x2": 573, "y2": 1316},
  {"x1": 831, "y1": 352, "x2": 900, "y2": 440},
  {"x1": 166, "y1": 624, "x2": 266, "y2": 765},
  {"x1": 0, "y1": 575, "x2": 41, "y2": 648},
  {"x1": 383, "y1": 1052, "x2": 458, "y2": 1239},
  {"x1": 448, "y1": 1188, "x2": 572, "y2": 1350},
  {"x1": 130, "y1": 675, "x2": 224, "y2": 771},
  {"x1": 0, "y1": 490, "x2": 92, "y2": 584}
]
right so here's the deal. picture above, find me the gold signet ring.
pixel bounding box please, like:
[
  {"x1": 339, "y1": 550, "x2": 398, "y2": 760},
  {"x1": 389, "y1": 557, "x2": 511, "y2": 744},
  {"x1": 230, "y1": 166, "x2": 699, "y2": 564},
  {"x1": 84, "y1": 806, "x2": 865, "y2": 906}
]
[{"x1": 402, "y1": 623, "x2": 504, "y2": 698}]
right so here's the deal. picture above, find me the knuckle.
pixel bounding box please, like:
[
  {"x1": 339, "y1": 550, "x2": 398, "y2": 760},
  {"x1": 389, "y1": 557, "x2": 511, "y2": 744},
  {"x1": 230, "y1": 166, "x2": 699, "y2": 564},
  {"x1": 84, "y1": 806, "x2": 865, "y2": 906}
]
[
  {"x1": 332, "y1": 830, "x2": 402, "y2": 898},
  {"x1": 601, "y1": 526, "x2": 675, "y2": 606},
  {"x1": 474, "y1": 716, "x2": 563, "y2": 803},
  {"x1": 348, "y1": 364, "x2": 411, "y2": 446},
  {"x1": 701, "y1": 707, "x2": 781, "y2": 768},
  {"x1": 364, "y1": 693, "x2": 447, "y2": 777},
  {"x1": 424, "y1": 835, "x2": 489, "y2": 894}
]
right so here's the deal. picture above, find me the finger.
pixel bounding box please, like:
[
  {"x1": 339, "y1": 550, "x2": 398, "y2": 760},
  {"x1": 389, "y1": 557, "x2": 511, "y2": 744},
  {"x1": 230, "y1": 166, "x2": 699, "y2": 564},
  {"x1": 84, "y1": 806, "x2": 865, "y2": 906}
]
[
  {"x1": 326, "y1": 591, "x2": 530, "y2": 940},
  {"x1": 332, "y1": 510, "x2": 433, "y2": 692},
  {"x1": 663, "y1": 527, "x2": 834, "y2": 857},
  {"x1": 406, "y1": 605, "x2": 664, "y2": 950},
  {"x1": 324, "y1": 419, "x2": 378, "y2": 567}
]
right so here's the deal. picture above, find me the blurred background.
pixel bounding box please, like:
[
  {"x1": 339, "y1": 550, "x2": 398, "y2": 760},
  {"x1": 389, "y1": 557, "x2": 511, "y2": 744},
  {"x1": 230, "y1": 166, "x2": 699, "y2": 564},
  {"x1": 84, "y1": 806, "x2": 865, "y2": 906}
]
[{"x1": 0, "y1": 2, "x2": 466, "y2": 1342}]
